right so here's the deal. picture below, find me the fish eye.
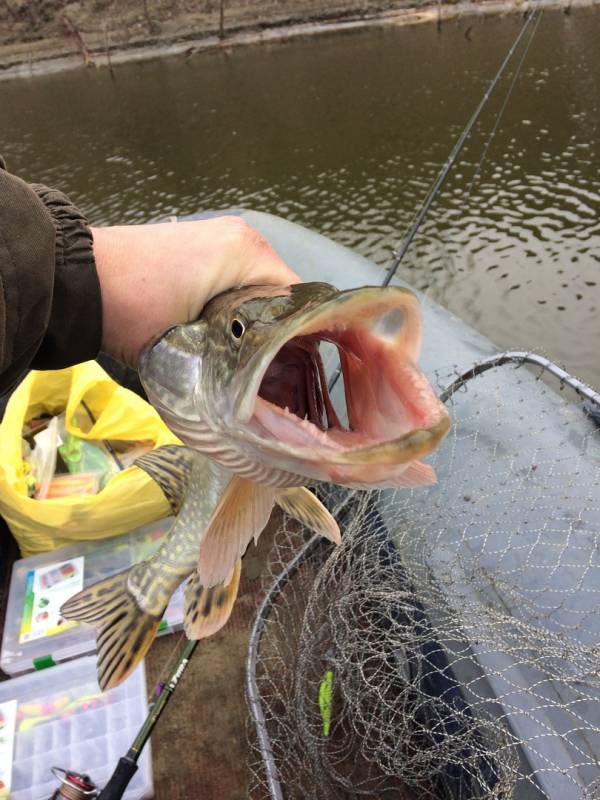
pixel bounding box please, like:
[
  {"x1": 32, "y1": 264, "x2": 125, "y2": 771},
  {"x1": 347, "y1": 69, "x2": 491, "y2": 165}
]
[{"x1": 231, "y1": 318, "x2": 245, "y2": 340}]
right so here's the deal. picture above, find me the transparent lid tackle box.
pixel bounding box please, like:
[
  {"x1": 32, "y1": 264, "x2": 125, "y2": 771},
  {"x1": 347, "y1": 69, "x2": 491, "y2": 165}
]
[
  {"x1": 1, "y1": 517, "x2": 184, "y2": 677},
  {"x1": 0, "y1": 655, "x2": 152, "y2": 799}
]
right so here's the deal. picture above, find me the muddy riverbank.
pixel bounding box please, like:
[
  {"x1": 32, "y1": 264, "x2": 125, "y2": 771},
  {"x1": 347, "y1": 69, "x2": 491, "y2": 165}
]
[{"x1": 0, "y1": 0, "x2": 595, "y2": 80}]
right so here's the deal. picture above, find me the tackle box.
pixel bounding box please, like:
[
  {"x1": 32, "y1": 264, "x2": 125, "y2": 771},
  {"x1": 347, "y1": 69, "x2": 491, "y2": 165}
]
[
  {"x1": 1, "y1": 517, "x2": 185, "y2": 677},
  {"x1": 0, "y1": 656, "x2": 152, "y2": 799}
]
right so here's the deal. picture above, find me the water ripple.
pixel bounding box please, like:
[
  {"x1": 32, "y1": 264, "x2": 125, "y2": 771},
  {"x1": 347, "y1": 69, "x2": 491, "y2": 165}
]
[{"x1": 1, "y1": 7, "x2": 599, "y2": 386}]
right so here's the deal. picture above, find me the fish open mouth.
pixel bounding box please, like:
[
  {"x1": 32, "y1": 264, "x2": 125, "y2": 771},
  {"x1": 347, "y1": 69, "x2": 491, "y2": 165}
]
[{"x1": 238, "y1": 287, "x2": 450, "y2": 470}]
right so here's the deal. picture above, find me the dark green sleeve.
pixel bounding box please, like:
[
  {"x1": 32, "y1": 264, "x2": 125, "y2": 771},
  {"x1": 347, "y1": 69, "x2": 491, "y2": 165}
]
[{"x1": 0, "y1": 157, "x2": 102, "y2": 394}]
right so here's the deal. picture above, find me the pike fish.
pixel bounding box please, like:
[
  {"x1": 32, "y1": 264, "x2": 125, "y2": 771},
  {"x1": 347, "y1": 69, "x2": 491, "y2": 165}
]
[{"x1": 61, "y1": 282, "x2": 450, "y2": 690}]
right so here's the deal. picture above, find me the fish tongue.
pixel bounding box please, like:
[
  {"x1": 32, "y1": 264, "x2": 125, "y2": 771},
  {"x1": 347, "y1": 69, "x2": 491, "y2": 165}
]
[{"x1": 253, "y1": 398, "x2": 340, "y2": 449}]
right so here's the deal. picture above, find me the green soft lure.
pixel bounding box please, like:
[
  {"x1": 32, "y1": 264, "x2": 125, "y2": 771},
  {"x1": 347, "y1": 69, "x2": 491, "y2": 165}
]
[{"x1": 319, "y1": 669, "x2": 334, "y2": 737}]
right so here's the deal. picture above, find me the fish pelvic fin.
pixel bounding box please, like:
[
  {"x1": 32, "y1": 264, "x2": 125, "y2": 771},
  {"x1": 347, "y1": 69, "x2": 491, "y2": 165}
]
[
  {"x1": 275, "y1": 487, "x2": 341, "y2": 545},
  {"x1": 134, "y1": 445, "x2": 196, "y2": 515},
  {"x1": 198, "y1": 477, "x2": 276, "y2": 587},
  {"x1": 184, "y1": 559, "x2": 241, "y2": 639},
  {"x1": 60, "y1": 570, "x2": 161, "y2": 691}
]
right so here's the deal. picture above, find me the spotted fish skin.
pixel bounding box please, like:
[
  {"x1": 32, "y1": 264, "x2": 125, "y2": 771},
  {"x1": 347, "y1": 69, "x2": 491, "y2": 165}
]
[
  {"x1": 61, "y1": 452, "x2": 232, "y2": 690},
  {"x1": 128, "y1": 455, "x2": 230, "y2": 615},
  {"x1": 184, "y1": 560, "x2": 241, "y2": 639}
]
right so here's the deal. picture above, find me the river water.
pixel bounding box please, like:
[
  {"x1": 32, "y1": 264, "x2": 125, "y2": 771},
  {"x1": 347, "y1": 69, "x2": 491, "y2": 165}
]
[{"x1": 1, "y1": 7, "x2": 599, "y2": 386}]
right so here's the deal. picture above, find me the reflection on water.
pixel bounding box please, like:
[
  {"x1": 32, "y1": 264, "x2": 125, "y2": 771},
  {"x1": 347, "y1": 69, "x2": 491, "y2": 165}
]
[{"x1": 1, "y1": 8, "x2": 598, "y2": 386}]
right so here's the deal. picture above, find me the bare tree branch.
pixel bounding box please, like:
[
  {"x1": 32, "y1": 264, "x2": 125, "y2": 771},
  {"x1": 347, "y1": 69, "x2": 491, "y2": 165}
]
[
  {"x1": 142, "y1": 0, "x2": 161, "y2": 34},
  {"x1": 63, "y1": 13, "x2": 95, "y2": 67}
]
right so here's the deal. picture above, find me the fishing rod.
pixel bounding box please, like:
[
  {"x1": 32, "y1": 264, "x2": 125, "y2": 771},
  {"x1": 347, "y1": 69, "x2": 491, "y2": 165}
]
[
  {"x1": 327, "y1": 6, "x2": 541, "y2": 394},
  {"x1": 384, "y1": 6, "x2": 540, "y2": 285},
  {"x1": 50, "y1": 640, "x2": 199, "y2": 800}
]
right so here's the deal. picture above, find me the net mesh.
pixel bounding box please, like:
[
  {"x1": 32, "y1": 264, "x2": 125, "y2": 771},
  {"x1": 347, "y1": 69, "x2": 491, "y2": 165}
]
[{"x1": 247, "y1": 358, "x2": 600, "y2": 800}]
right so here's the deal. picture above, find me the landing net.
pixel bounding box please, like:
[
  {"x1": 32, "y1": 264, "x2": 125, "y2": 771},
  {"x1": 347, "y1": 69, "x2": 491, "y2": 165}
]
[{"x1": 246, "y1": 353, "x2": 600, "y2": 800}]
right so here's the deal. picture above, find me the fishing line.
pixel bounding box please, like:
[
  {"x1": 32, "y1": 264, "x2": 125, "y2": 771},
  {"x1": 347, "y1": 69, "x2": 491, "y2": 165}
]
[
  {"x1": 464, "y1": 8, "x2": 543, "y2": 201},
  {"x1": 383, "y1": 7, "x2": 540, "y2": 287},
  {"x1": 327, "y1": 7, "x2": 541, "y2": 395}
]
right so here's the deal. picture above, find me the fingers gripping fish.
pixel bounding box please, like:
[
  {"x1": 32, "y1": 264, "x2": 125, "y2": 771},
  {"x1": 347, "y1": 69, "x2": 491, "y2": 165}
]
[{"x1": 62, "y1": 282, "x2": 450, "y2": 690}]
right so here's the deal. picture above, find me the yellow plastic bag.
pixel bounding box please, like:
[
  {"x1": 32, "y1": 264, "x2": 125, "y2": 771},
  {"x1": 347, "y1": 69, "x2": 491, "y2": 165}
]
[{"x1": 0, "y1": 361, "x2": 181, "y2": 556}]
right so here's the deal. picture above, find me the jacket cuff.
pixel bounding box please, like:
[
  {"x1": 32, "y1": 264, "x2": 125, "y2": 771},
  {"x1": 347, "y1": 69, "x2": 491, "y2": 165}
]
[{"x1": 29, "y1": 185, "x2": 103, "y2": 370}]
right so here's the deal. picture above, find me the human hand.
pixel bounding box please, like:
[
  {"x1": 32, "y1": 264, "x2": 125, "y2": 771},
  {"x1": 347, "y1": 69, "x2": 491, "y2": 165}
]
[{"x1": 91, "y1": 216, "x2": 300, "y2": 368}]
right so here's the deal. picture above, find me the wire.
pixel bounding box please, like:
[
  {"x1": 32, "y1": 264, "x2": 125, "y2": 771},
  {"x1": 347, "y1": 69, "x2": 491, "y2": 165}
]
[{"x1": 145, "y1": 631, "x2": 188, "y2": 705}]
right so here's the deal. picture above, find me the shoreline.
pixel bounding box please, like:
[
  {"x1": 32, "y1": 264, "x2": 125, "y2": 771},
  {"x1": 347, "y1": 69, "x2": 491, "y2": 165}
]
[{"x1": 0, "y1": 0, "x2": 596, "y2": 81}]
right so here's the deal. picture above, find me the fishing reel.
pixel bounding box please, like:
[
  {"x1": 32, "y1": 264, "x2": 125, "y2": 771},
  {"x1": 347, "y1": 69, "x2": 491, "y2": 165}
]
[
  {"x1": 49, "y1": 755, "x2": 139, "y2": 800},
  {"x1": 49, "y1": 768, "x2": 98, "y2": 800}
]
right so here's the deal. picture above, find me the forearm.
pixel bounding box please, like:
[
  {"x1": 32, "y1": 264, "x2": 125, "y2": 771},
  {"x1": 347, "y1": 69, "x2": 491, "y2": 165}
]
[
  {"x1": 0, "y1": 158, "x2": 299, "y2": 390},
  {"x1": 29, "y1": 184, "x2": 102, "y2": 371},
  {"x1": 0, "y1": 158, "x2": 102, "y2": 393}
]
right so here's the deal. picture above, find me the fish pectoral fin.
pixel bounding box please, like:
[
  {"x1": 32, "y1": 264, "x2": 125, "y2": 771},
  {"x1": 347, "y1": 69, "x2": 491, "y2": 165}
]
[
  {"x1": 134, "y1": 445, "x2": 196, "y2": 515},
  {"x1": 198, "y1": 477, "x2": 276, "y2": 587},
  {"x1": 184, "y1": 559, "x2": 241, "y2": 639},
  {"x1": 275, "y1": 488, "x2": 341, "y2": 545},
  {"x1": 389, "y1": 460, "x2": 436, "y2": 488},
  {"x1": 60, "y1": 570, "x2": 161, "y2": 691}
]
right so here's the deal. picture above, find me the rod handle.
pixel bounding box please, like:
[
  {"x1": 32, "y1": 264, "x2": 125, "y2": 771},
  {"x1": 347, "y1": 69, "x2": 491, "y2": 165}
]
[{"x1": 96, "y1": 757, "x2": 138, "y2": 800}]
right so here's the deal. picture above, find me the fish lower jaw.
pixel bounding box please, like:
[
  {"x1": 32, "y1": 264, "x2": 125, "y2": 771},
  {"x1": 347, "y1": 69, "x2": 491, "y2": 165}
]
[{"x1": 249, "y1": 395, "x2": 449, "y2": 459}]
